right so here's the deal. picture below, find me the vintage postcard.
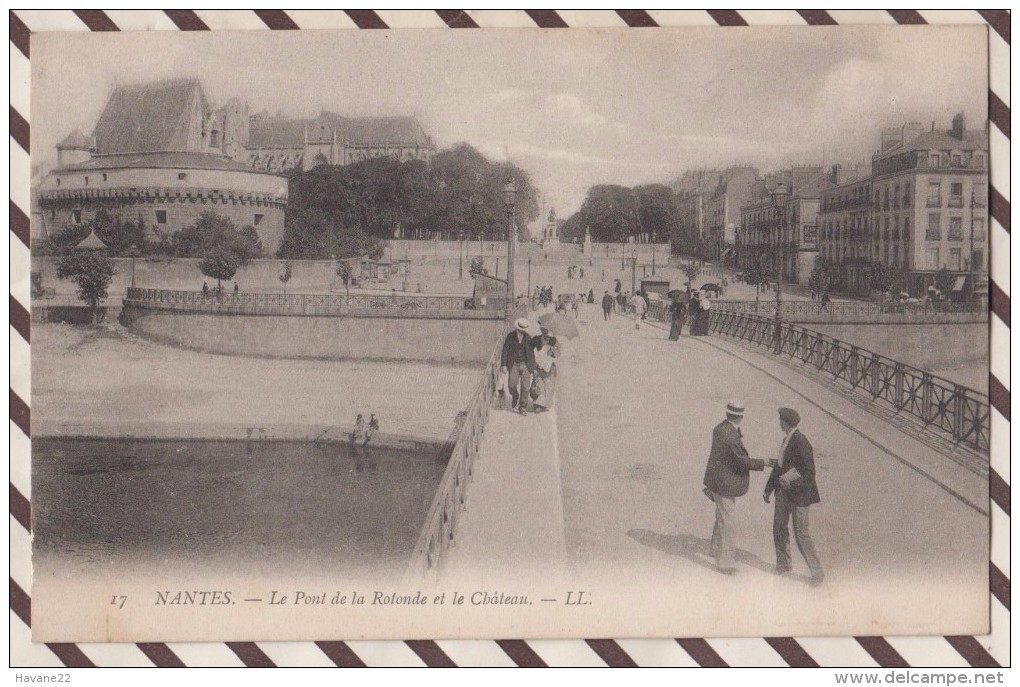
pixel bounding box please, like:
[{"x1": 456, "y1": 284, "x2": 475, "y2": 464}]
[{"x1": 26, "y1": 23, "x2": 992, "y2": 643}]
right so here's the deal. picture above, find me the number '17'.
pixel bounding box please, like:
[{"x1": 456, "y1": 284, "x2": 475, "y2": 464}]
[{"x1": 110, "y1": 595, "x2": 127, "y2": 609}]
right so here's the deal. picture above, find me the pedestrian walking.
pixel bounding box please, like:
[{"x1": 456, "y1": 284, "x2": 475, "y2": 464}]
[
  {"x1": 233, "y1": 281, "x2": 239, "y2": 295},
  {"x1": 202, "y1": 281, "x2": 209, "y2": 299},
  {"x1": 702, "y1": 401, "x2": 766, "y2": 575},
  {"x1": 630, "y1": 291, "x2": 646, "y2": 329},
  {"x1": 530, "y1": 326, "x2": 560, "y2": 410},
  {"x1": 764, "y1": 408, "x2": 824, "y2": 586},
  {"x1": 668, "y1": 297, "x2": 687, "y2": 340},
  {"x1": 588, "y1": 288, "x2": 594, "y2": 304},
  {"x1": 500, "y1": 318, "x2": 537, "y2": 416},
  {"x1": 601, "y1": 290, "x2": 614, "y2": 320}
]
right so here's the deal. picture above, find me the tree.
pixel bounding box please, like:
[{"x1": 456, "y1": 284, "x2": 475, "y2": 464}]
[
  {"x1": 336, "y1": 260, "x2": 353, "y2": 297},
  {"x1": 869, "y1": 261, "x2": 892, "y2": 295},
  {"x1": 199, "y1": 245, "x2": 242, "y2": 296},
  {"x1": 172, "y1": 212, "x2": 261, "y2": 261},
  {"x1": 279, "y1": 261, "x2": 292, "y2": 294},
  {"x1": 807, "y1": 257, "x2": 830, "y2": 295},
  {"x1": 92, "y1": 210, "x2": 149, "y2": 256},
  {"x1": 469, "y1": 256, "x2": 487, "y2": 275},
  {"x1": 679, "y1": 261, "x2": 701, "y2": 288},
  {"x1": 56, "y1": 248, "x2": 116, "y2": 324}
]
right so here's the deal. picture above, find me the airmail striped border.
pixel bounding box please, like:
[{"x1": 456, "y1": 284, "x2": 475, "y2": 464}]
[{"x1": 9, "y1": 9, "x2": 1010, "y2": 668}]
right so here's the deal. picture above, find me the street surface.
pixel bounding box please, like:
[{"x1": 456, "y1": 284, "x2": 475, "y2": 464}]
[{"x1": 451, "y1": 299, "x2": 989, "y2": 637}]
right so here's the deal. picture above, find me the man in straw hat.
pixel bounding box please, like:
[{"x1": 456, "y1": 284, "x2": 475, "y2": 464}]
[
  {"x1": 500, "y1": 318, "x2": 537, "y2": 416},
  {"x1": 702, "y1": 400, "x2": 766, "y2": 575},
  {"x1": 764, "y1": 407, "x2": 824, "y2": 586}
]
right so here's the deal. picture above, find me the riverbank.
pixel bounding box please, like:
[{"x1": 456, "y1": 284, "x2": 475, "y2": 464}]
[{"x1": 32, "y1": 322, "x2": 479, "y2": 445}]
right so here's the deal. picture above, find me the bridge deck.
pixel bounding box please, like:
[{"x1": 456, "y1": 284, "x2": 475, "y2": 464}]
[{"x1": 446, "y1": 302, "x2": 989, "y2": 637}]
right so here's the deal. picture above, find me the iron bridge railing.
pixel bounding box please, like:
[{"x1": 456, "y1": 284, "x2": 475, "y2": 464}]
[
  {"x1": 408, "y1": 303, "x2": 528, "y2": 577},
  {"x1": 706, "y1": 310, "x2": 990, "y2": 454}
]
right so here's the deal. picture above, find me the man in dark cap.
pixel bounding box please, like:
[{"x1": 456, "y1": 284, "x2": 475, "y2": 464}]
[
  {"x1": 703, "y1": 400, "x2": 766, "y2": 575},
  {"x1": 764, "y1": 407, "x2": 824, "y2": 586}
]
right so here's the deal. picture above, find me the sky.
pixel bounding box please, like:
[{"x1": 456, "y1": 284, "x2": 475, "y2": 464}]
[{"x1": 33, "y1": 26, "x2": 987, "y2": 228}]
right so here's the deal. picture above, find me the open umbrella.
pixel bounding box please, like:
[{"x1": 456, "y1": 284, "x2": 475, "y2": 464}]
[{"x1": 537, "y1": 312, "x2": 580, "y2": 340}]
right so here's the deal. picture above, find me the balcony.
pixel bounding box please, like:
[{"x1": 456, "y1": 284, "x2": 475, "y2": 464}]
[{"x1": 926, "y1": 197, "x2": 942, "y2": 208}]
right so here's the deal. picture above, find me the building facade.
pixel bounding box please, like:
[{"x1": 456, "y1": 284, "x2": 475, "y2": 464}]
[
  {"x1": 674, "y1": 166, "x2": 757, "y2": 261},
  {"x1": 737, "y1": 166, "x2": 836, "y2": 286},
  {"x1": 817, "y1": 176, "x2": 874, "y2": 296},
  {"x1": 246, "y1": 111, "x2": 435, "y2": 173},
  {"x1": 37, "y1": 79, "x2": 289, "y2": 254},
  {"x1": 817, "y1": 115, "x2": 988, "y2": 298}
]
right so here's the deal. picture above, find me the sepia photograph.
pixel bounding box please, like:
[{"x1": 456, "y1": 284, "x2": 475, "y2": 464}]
[{"x1": 24, "y1": 21, "x2": 994, "y2": 644}]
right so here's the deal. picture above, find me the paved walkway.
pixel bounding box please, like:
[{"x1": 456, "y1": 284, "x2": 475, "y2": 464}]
[{"x1": 450, "y1": 301, "x2": 989, "y2": 637}]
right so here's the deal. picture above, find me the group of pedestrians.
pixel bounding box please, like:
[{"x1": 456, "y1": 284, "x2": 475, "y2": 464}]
[
  {"x1": 702, "y1": 401, "x2": 825, "y2": 586},
  {"x1": 499, "y1": 318, "x2": 561, "y2": 416},
  {"x1": 666, "y1": 289, "x2": 712, "y2": 339}
]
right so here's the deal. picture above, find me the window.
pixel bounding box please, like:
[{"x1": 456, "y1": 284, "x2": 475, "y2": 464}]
[
  {"x1": 254, "y1": 213, "x2": 264, "y2": 226},
  {"x1": 951, "y1": 153, "x2": 962, "y2": 167},
  {"x1": 883, "y1": 187, "x2": 889, "y2": 210},
  {"x1": 903, "y1": 217, "x2": 911, "y2": 241},
  {"x1": 927, "y1": 182, "x2": 941, "y2": 207},
  {"x1": 974, "y1": 153, "x2": 986, "y2": 169},
  {"x1": 926, "y1": 247, "x2": 940, "y2": 270},
  {"x1": 973, "y1": 183, "x2": 986, "y2": 206},
  {"x1": 893, "y1": 245, "x2": 899, "y2": 267},
  {"x1": 49, "y1": 209, "x2": 55, "y2": 220},
  {"x1": 903, "y1": 184, "x2": 910, "y2": 206},
  {"x1": 949, "y1": 182, "x2": 964, "y2": 207},
  {"x1": 973, "y1": 249, "x2": 984, "y2": 270},
  {"x1": 155, "y1": 210, "x2": 168, "y2": 225},
  {"x1": 72, "y1": 209, "x2": 81, "y2": 224},
  {"x1": 949, "y1": 248, "x2": 962, "y2": 270},
  {"x1": 102, "y1": 173, "x2": 107, "y2": 182},
  {"x1": 948, "y1": 216, "x2": 963, "y2": 241},
  {"x1": 178, "y1": 172, "x2": 188, "y2": 180},
  {"x1": 893, "y1": 216, "x2": 900, "y2": 240},
  {"x1": 84, "y1": 176, "x2": 89, "y2": 186},
  {"x1": 930, "y1": 152, "x2": 941, "y2": 167},
  {"x1": 56, "y1": 178, "x2": 61, "y2": 186},
  {"x1": 884, "y1": 216, "x2": 890, "y2": 241},
  {"x1": 926, "y1": 213, "x2": 941, "y2": 241},
  {"x1": 893, "y1": 185, "x2": 900, "y2": 209},
  {"x1": 973, "y1": 218, "x2": 986, "y2": 242}
]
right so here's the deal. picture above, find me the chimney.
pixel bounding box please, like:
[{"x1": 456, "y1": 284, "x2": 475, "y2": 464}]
[{"x1": 951, "y1": 112, "x2": 966, "y2": 140}]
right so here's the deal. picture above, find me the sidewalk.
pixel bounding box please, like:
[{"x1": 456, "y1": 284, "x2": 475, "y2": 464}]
[{"x1": 443, "y1": 402, "x2": 567, "y2": 582}]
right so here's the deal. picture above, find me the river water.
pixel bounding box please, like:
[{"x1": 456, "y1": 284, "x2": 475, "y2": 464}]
[{"x1": 33, "y1": 437, "x2": 447, "y2": 574}]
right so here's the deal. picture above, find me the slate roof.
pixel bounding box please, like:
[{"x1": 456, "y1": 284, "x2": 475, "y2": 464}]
[
  {"x1": 58, "y1": 151, "x2": 271, "y2": 174},
  {"x1": 92, "y1": 79, "x2": 207, "y2": 155},
  {"x1": 56, "y1": 128, "x2": 95, "y2": 150},
  {"x1": 876, "y1": 129, "x2": 988, "y2": 159}
]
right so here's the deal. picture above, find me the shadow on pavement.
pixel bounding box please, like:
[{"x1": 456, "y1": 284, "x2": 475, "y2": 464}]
[{"x1": 626, "y1": 528, "x2": 776, "y2": 577}]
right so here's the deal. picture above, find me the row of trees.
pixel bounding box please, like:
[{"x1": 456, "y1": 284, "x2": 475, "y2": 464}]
[
  {"x1": 558, "y1": 184, "x2": 681, "y2": 245},
  {"x1": 278, "y1": 144, "x2": 539, "y2": 259}
]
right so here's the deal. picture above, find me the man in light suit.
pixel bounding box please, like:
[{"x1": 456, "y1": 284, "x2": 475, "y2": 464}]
[
  {"x1": 764, "y1": 407, "x2": 824, "y2": 586},
  {"x1": 702, "y1": 400, "x2": 765, "y2": 575}
]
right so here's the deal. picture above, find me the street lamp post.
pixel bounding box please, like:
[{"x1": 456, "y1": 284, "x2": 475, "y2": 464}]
[
  {"x1": 504, "y1": 178, "x2": 517, "y2": 315},
  {"x1": 966, "y1": 189, "x2": 975, "y2": 301},
  {"x1": 528, "y1": 258, "x2": 532, "y2": 309},
  {"x1": 770, "y1": 183, "x2": 790, "y2": 353},
  {"x1": 458, "y1": 232, "x2": 464, "y2": 280}
]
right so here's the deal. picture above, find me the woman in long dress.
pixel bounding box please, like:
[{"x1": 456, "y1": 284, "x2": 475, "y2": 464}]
[
  {"x1": 530, "y1": 327, "x2": 560, "y2": 410},
  {"x1": 668, "y1": 297, "x2": 687, "y2": 340}
]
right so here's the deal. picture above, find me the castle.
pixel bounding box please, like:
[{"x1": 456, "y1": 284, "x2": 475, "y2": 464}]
[{"x1": 35, "y1": 78, "x2": 436, "y2": 252}]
